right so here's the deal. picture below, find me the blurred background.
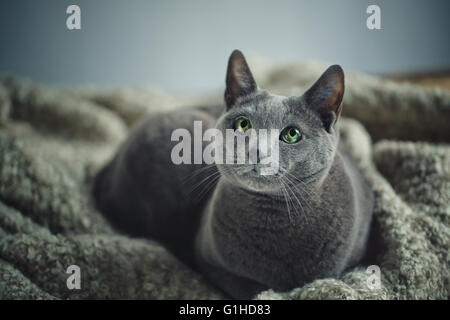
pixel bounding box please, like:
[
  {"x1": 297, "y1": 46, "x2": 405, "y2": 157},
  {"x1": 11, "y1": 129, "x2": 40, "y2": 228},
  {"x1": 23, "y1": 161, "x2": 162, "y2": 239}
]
[{"x1": 0, "y1": 0, "x2": 449, "y2": 94}]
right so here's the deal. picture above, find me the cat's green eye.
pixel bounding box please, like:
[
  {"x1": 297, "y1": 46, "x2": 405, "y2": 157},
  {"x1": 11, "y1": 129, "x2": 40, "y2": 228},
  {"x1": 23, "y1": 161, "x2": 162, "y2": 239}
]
[
  {"x1": 280, "y1": 126, "x2": 302, "y2": 144},
  {"x1": 234, "y1": 117, "x2": 252, "y2": 132}
]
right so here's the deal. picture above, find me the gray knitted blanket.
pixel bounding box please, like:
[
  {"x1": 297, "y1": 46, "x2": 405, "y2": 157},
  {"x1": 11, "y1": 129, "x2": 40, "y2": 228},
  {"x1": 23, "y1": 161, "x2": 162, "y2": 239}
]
[{"x1": 0, "y1": 60, "x2": 449, "y2": 299}]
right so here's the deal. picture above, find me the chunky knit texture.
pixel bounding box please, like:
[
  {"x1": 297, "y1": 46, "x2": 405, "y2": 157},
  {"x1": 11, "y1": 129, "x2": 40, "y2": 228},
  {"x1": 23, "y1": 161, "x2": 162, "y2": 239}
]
[{"x1": 0, "y1": 59, "x2": 449, "y2": 299}]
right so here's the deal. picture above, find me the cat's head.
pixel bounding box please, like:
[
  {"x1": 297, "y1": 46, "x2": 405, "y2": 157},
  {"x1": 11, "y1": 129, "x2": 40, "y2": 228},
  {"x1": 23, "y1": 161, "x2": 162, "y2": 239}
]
[{"x1": 215, "y1": 50, "x2": 344, "y2": 193}]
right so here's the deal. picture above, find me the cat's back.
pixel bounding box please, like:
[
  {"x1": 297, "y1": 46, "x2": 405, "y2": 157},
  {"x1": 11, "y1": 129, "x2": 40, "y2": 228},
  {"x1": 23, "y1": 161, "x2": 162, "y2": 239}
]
[{"x1": 92, "y1": 106, "x2": 220, "y2": 264}]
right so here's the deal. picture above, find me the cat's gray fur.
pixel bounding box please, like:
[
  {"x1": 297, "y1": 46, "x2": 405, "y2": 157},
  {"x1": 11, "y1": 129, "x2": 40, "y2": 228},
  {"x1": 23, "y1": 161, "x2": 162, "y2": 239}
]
[
  {"x1": 93, "y1": 50, "x2": 374, "y2": 299},
  {"x1": 92, "y1": 106, "x2": 220, "y2": 265}
]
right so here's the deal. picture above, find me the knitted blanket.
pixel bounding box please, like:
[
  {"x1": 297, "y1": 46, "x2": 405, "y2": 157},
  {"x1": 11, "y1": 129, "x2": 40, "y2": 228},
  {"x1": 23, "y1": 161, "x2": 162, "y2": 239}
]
[{"x1": 0, "y1": 59, "x2": 449, "y2": 299}]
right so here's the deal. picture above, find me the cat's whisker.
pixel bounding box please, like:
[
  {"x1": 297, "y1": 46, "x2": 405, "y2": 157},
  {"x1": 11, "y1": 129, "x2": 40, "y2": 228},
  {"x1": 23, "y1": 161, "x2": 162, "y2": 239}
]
[
  {"x1": 280, "y1": 168, "x2": 320, "y2": 199},
  {"x1": 284, "y1": 173, "x2": 332, "y2": 213},
  {"x1": 186, "y1": 169, "x2": 221, "y2": 200},
  {"x1": 190, "y1": 165, "x2": 238, "y2": 203},
  {"x1": 282, "y1": 176, "x2": 311, "y2": 225},
  {"x1": 278, "y1": 178, "x2": 300, "y2": 225},
  {"x1": 194, "y1": 170, "x2": 223, "y2": 202},
  {"x1": 282, "y1": 175, "x2": 315, "y2": 215},
  {"x1": 276, "y1": 178, "x2": 291, "y2": 223},
  {"x1": 284, "y1": 170, "x2": 337, "y2": 213},
  {"x1": 180, "y1": 164, "x2": 217, "y2": 186},
  {"x1": 280, "y1": 177, "x2": 306, "y2": 225},
  {"x1": 281, "y1": 168, "x2": 334, "y2": 214}
]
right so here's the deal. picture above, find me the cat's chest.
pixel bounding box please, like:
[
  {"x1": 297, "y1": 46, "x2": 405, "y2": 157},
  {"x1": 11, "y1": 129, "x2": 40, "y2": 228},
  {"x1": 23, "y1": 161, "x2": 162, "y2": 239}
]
[
  {"x1": 209, "y1": 186, "x2": 338, "y2": 258},
  {"x1": 198, "y1": 178, "x2": 355, "y2": 289},
  {"x1": 207, "y1": 193, "x2": 332, "y2": 286}
]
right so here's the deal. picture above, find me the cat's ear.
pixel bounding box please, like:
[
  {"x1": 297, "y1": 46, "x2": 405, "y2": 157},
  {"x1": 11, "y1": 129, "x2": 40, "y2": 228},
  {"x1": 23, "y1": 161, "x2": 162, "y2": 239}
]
[
  {"x1": 303, "y1": 65, "x2": 344, "y2": 132},
  {"x1": 225, "y1": 50, "x2": 257, "y2": 109}
]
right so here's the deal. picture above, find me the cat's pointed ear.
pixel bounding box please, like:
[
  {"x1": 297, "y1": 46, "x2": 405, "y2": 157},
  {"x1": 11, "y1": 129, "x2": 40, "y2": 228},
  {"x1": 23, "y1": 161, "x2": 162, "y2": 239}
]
[
  {"x1": 303, "y1": 65, "x2": 344, "y2": 132},
  {"x1": 225, "y1": 50, "x2": 257, "y2": 109}
]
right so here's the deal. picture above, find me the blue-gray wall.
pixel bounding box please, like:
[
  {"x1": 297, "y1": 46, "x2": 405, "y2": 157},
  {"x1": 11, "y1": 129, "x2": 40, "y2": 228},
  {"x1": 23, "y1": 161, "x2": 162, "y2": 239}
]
[{"x1": 1, "y1": 0, "x2": 449, "y2": 93}]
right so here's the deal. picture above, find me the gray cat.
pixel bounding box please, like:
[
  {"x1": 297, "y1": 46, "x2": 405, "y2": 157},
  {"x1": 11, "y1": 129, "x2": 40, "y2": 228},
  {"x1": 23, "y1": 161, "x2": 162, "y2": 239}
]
[
  {"x1": 93, "y1": 50, "x2": 374, "y2": 299},
  {"x1": 195, "y1": 51, "x2": 374, "y2": 299}
]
